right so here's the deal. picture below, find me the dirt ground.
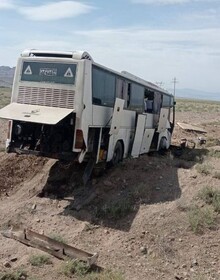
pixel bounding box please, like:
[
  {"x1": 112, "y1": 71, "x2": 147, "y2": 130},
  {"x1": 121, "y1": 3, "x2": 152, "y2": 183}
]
[{"x1": 0, "y1": 103, "x2": 220, "y2": 280}]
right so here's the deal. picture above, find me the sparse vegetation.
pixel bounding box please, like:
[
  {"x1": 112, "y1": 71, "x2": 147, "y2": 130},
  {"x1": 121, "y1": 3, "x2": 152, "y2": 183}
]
[
  {"x1": 0, "y1": 270, "x2": 27, "y2": 280},
  {"x1": 60, "y1": 260, "x2": 124, "y2": 280},
  {"x1": 205, "y1": 137, "x2": 220, "y2": 148},
  {"x1": 60, "y1": 259, "x2": 89, "y2": 277},
  {"x1": 208, "y1": 149, "x2": 220, "y2": 158},
  {"x1": 180, "y1": 148, "x2": 205, "y2": 162},
  {"x1": 213, "y1": 171, "x2": 220, "y2": 179},
  {"x1": 195, "y1": 163, "x2": 212, "y2": 175},
  {"x1": 82, "y1": 270, "x2": 124, "y2": 280},
  {"x1": 0, "y1": 87, "x2": 11, "y2": 109},
  {"x1": 188, "y1": 205, "x2": 216, "y2": 233},
  {"x1": 175, "y1": 99, "x2": 220, "y2": 113},
  {"x1": 198, "y1": 186, "x2": 220, "y2": 213},
  {"x1": 95, "y1": 196, "x2": 134, "y2": 220},
  {"x1": 49, "y1": 233, "x2": 67, "y2": 244},
  {"x1": 29, "y1": 254, "x2": 51, "y2": 267}
]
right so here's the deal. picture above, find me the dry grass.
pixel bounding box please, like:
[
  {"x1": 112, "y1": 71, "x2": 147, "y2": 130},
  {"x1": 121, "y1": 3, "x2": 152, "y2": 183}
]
[
  {"x1": 198, "y1": 186, "x2": 220, "y2": 213},
  {"x1": 29, "y1": 254, "x2": 51, "y2": 267},
  {"x1": 60, "y1": 259, "x2": 89, "y2": 277},
  {"x1": 188, "y1": 205, "x2": 216, "y2": 233},
  {"x1": 0, "y1": 270, "x2": 27, "y2": 280},
  {"x1": 95, "y1": 196, "x2": 134, "y2": 220},
  {"x1": 195, "y1": 163, "x2": 212, "y2": 175},
  {"x1": 0, "y1": 87, "x2": 11, "y2": 109},
  {"x1": 176, "y1": 99, "x2": 220, "y2": 113}
]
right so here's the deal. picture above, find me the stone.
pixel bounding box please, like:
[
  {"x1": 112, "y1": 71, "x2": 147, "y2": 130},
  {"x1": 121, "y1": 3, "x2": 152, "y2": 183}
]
[
  {"x1": 3, "y1": 261, "x2": 11, "y2": 268},
  {"x1": 169, "y1": 237, "x2": 175, "y2": 241},
  {"x1": 174, "y1": 274, "x2": 183, "y2": 280},
  {"x1": 103, "y1": 180, "x2": 113, "y2": 187},
  {"x1": 140, "y1": 246, "x2": 148, "y2": 254},
  {"x1": 32, "y1": 204, "x2": 37, "y2": 210},
  {"x1": 191, "y1": 259, "x2": 198, "y2": 266}
]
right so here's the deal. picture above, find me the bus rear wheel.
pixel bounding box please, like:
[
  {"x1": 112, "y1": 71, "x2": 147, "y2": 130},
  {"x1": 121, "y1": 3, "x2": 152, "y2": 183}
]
[
  {"x1": 159, "y1": 136, "x2": 168, "y2": 154},
  {"x1": 110, "y1": 141, "x2": 123, "y2": 167}
]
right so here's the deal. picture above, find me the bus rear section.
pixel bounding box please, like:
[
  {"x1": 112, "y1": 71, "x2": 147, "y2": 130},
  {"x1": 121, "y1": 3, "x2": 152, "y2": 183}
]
[
  {"x1": 0, "y1": 50, "x2": 89, "y2": 160},
  {"x1": 6, "y1": 108, "x2": 76, "y2": 160}
]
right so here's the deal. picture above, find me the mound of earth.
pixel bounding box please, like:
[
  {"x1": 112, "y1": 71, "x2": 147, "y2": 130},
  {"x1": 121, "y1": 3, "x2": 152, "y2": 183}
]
[
  {"x1": 0, "y1": 104, "x2": 219, "y2": 280},
  {"x1": 0, "y1": 153, "x2": 48, "y2": 197}
]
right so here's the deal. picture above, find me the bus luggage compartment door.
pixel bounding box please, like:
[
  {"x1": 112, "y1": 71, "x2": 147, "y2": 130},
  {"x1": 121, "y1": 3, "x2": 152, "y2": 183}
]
[{"x1": 131, "y1": 114, "x2": 146, "y2": 158}]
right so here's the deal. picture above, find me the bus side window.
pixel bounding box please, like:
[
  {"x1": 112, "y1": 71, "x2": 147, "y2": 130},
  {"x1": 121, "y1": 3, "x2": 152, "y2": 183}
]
[
  {"x1": 144, "y1": 89, "x2": 154, "y2": 113},
  {"x1": 162, "y1": 94, "x2": 171, "y2": 107},
  {"x1": 92, "y1": 66, "x2": 116, "y2": 107},
  {"x1": 153, "y1": 92, "x2": 162, "y2": 114},
  {"x1": 128, "y1": 83, "x2": 144, "y2": 112},
  {"x1": 116, "y1": 78, "x2": 128, "y2": 108}
]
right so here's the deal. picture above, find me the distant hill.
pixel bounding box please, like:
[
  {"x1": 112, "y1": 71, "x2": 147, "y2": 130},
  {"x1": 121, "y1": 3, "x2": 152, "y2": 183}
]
[{"x1": 0, "y1": 66, "x2": 15, "y2": 87}]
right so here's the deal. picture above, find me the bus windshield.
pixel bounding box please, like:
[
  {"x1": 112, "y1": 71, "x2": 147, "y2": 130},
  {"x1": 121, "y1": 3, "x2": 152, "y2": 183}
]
[{"x1": 21, "y1": 61, "x2": 77, "y2": 85}]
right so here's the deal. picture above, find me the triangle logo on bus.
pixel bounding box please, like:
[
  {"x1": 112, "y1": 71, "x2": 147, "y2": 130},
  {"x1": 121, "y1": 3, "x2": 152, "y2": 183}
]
[
  {"x1": 24, "y1": 65, "x2": 32, "y2": 75},
  {"x1": 64, "y1": 67, "x2": 73, "y2": 78}
]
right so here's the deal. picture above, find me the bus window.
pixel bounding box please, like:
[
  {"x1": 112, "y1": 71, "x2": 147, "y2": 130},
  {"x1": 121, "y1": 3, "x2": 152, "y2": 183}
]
[
  {"x1": 116, "y1": 78, "x2": 128, "y2": 108},
  {"x1": 129, "y1": 83, "x2": 144, "y2": 112},
  {"x1": 92, "y1": 66, "x2": 116, "y2": 107},
  {"x1": 153, "y1": 92, "x2": 162, "y2": 114},
  {"x1": 162, "y1": 94, "x2": 171, "y2": 107},
  {"x1": 144, "y1": 89, "x2": 154, "y2": 113}
]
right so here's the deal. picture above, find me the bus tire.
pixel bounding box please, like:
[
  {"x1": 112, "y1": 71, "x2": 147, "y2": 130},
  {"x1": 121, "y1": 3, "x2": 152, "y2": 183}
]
[
  {"x1": 159, "y1": 136, "x2": 168, "y2": 153},
  {"x1": 110, "y1": 141, "x2": 123, "y2": 167}
]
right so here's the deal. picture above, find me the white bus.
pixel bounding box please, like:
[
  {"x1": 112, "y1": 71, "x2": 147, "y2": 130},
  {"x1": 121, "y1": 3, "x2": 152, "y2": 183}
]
[{"x1": 0, "y1": 50, "x2": 175, "y2": 181}]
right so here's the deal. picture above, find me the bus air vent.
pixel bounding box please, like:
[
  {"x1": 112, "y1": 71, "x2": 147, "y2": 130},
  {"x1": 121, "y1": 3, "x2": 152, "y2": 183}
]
[{"x1": 17, "y1": 86, "x2": 75, "y2": 109}]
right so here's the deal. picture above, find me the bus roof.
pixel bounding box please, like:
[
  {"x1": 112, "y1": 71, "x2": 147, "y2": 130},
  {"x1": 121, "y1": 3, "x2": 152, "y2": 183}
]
[
  {"x1": 21, "y1": 49, "x2": 93, "y2": 61},
  {"x1": 21, "y1": 49, "x2": 172, "y2": 96}
]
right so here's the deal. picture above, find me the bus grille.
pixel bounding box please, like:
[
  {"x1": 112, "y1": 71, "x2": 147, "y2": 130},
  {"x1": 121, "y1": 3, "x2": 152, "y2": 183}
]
[{"x1": 17, "y1": 86, "x2": 75, "y2": 109}]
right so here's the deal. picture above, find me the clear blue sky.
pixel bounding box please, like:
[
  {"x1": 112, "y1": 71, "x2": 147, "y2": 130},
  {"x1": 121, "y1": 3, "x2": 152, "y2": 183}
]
[{"x1": 0, "y1": 0, "x2": 220, "y2": 95}]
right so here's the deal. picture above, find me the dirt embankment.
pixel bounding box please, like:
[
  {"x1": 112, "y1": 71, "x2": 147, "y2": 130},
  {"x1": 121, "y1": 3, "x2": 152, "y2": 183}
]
[{"x1": 0, "y1": 105, "x2": 220, "y2": 280}]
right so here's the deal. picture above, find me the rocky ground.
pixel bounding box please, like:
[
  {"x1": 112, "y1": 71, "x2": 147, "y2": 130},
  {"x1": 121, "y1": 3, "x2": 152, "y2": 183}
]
[{"x1": 0, "y1": 100, "x2": 220, "y2": 280}]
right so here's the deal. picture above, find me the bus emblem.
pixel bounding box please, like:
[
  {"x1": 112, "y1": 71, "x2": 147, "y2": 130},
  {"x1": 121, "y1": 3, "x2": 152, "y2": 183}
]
[
  {"x1": 24, "y1": 65, "x2": 32, "y2": 75},
  {"x1": 64, "y1": 67, "x2": 73, "y2": 78}
]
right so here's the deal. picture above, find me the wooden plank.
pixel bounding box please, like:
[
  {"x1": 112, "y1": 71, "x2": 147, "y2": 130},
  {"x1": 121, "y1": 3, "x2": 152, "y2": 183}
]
[{"x1": 177, "y1": 122, "x2": 207, "y2": 133}]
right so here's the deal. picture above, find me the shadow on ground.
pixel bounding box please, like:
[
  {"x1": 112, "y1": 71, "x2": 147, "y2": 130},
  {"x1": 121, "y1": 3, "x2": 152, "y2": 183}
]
[{"x1": 38, "y1": 145, "x2": 209, "y2": 231}]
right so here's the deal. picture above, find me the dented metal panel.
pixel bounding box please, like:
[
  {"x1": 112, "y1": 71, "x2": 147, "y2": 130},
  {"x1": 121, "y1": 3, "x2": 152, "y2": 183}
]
[
  {"x1": 140, "y1": 128, "x2": 155, "y2": 154},
  {"x1": 109, "y1": 98, "x2": 125, "y2": 135},
  {"x1": 131, "y1": 114, "x2": 146, "y2": 158},
  {"x1": 158, "y1": 108, "x2": 169, "y2": 133},
  {"x1": 0, "y1": 103, "x2": 73, "y2": 125}
]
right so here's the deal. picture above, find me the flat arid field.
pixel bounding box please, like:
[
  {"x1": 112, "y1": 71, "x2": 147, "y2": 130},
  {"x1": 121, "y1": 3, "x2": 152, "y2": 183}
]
[{"x1": 0, "y1": 92, "x2": 220, "y2": 280}]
